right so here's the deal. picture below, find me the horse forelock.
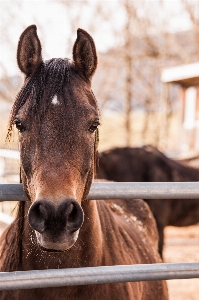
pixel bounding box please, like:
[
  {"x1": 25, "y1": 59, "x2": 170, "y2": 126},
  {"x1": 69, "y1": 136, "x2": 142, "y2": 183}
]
[{"x1": 7, "y1": 58, "x2": 72, "y2": 141}]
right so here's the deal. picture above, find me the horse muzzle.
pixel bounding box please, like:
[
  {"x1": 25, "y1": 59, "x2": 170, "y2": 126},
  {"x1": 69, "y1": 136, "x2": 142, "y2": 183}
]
[{"x1": 28, "y1": 199, "x2": 84, "y2": 251}]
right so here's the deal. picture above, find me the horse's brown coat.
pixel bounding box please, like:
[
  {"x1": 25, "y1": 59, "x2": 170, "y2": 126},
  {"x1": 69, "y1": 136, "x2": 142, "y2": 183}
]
[
  {"x1": 0, "y1": 26, "x2": 168, "y2": 299},
  {"x1": 97, "y1": 145, "x2": 199, "y2": 257}
]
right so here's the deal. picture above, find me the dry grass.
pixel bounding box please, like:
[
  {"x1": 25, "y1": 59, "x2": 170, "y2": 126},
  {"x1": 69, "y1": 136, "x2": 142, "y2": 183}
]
[{"x1": 98, "y1": 111, "x2": 179, "y2": 152}]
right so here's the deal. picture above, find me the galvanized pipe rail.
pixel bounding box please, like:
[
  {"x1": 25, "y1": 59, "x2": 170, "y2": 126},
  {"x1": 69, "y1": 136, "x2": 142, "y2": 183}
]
[
  {"x1": 0, "y1": 262, "x2": 199, "y2": 290},
  {"x1": 1, "y1": 182, "x2": 199, "y2": 201},
  {"x1": 1, "y1": 182, "x2": 199, "y2": 290}
]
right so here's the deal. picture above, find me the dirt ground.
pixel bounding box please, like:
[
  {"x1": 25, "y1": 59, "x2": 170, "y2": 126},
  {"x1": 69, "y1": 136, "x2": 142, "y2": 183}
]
[
  {"x1": 163, "y1": 224, "x2": 199, "y2": 300},
  {"x1": 0, "y1": 222, "x2": 199, "y2": 299}
]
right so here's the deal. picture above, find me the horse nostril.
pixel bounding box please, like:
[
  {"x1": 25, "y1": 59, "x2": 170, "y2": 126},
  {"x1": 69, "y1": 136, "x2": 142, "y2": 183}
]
[
  {"x1": 68, "y1": 203, "x2": 78, "y2": 222},
  {"x1": 64, "y1": 201, "x2": 84, "y2": 233},
  {"x1": 28, "y1": 201, "x2": 50, "y2": 233},
  {"x1": 28, "y1": 199, "x2": 84, "y2": 235}
]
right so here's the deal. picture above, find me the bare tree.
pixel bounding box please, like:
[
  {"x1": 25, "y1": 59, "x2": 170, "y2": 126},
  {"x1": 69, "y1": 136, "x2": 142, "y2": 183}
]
[
  {"x1": 182, "y1": 0, "x2": 199, "y2": 59},
  {"x1": 0, "y1": 3, "x2": 21, "y2": 101},
  {"x1": 100, "y1": 0, "x2": 199, "y2": 149},
  {"x1": 2, "y1": 0, "x2": 199, "y2": 151},
  {"x1": 123, "y1": 0, "x2": 134, "y2": 146}
]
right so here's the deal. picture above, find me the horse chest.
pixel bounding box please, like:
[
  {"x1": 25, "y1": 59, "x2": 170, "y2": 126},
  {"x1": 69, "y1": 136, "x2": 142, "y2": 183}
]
[{"x1": 0, "y1": 281, "x2": 164, "y2": 300}]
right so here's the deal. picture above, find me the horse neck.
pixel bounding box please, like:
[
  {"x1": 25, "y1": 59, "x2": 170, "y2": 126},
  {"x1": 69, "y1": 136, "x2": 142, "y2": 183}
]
[
  {"x1": 79, "y1": 200, "x2": 104, "y2": 264},
  {"x1": 21, "y1": 199, "x2": 104, "y2": 270}
]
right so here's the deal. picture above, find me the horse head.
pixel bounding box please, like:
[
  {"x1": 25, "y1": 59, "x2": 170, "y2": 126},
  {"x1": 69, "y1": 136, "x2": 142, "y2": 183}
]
[{"x1": 9, "y1": 25, "x2": 99, "y2": 251}]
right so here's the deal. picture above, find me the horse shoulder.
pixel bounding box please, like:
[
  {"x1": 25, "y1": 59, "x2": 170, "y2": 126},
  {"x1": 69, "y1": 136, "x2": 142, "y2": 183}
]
[
  {"x1": 104, "y1": 198, "x2": 160, "y2": 255},
  {"x1": 95, "y1": 200, "x2": 168, "y2": 299}
]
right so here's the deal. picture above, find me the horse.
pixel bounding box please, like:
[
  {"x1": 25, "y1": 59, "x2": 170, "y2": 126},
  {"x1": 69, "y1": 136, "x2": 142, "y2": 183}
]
[
  {"x1": 97, "y1": 145, "x2": 199, "y2": 257},
  {"x1": 0, "y1": 25, "x2": 168, "y2": 300}
]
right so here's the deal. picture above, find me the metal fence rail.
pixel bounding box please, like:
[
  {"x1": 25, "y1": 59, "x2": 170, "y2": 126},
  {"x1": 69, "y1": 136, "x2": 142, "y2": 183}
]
[
  {"x1": 0, "y1": 262, "x2": 199, "y2": 290},
  {"x1": 1, "y1": 182, "x2": 199, "y2": 291},
  {"x1": 1, "y1": 182, "x2": 199, "y2": 201}
]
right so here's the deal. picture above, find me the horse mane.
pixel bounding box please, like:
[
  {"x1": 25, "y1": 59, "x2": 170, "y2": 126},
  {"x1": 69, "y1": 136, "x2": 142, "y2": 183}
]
[
  {"x1": 6, "y1": 58, "x2": 71, "y2": 142},
  {"x1": 0, "y1": 201, "x2": 25, "y2": 271}
]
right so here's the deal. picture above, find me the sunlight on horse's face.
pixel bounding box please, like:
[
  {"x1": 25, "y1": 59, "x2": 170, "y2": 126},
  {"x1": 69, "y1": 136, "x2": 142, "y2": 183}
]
[
  {"x1": 12, "y1": 26, "x2": 98, "y2": 251},
  {"x1": 17, "y1": 76, "x2": 98, "y2": 202},
  {"x1": 19, "y1": 71, "x2": 98, "y2": 251}
]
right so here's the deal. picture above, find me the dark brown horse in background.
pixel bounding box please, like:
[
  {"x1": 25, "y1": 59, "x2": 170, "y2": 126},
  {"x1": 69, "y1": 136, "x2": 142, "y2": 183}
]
[
  {"x1": 97, "y1": 145, "x2": 199, "y2": 257},
  {"x1": 0, "y1": 26, "x2": 168, "y2": 299}
]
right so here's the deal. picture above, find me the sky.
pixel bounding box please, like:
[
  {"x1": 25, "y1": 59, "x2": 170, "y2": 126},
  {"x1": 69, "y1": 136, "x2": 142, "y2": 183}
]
[{"x1": 0, "y1": 0, "x2": 193, "y2": 78}]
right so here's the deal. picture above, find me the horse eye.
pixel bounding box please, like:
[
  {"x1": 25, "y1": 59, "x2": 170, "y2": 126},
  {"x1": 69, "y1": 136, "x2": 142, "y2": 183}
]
[
  {"x1": 89, "y1": 120, "x2": 100, "y2": 133},
  {"x1": 14, "y1": 118, "x2": 26, "y2": 132}
]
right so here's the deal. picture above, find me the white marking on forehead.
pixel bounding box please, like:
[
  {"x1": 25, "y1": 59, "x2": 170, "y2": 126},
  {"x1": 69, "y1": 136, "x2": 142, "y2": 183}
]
[{"x1": 51, "y1": 95, "x2": 59, "y2": 105}]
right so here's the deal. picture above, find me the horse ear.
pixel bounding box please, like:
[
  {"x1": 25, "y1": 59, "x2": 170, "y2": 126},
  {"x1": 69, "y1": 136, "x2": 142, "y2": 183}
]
[
  {"x1": 17, "y1": 25, "x2": 42, "y2": 77},
  {"x1": 73, "y1": 29, "x2": 97, "y2": 80}
]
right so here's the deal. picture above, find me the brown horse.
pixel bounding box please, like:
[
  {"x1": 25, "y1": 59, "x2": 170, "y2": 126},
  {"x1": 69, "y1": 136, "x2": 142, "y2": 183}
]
[
  {"x1": 0, "y1": 26, "x2": 168, "y2": 300},
  {"x1": 97, "y1": 145, "x2": 199, "y2": 257}
]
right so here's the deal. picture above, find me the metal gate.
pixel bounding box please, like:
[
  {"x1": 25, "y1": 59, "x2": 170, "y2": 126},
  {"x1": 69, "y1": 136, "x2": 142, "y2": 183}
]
[{"x1": 0, "y1": 182, "x2": 199, "y2": 290}]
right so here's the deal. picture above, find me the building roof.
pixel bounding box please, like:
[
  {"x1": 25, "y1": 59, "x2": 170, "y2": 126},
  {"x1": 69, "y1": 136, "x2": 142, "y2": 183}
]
[{"x1": 161, "y1": 62, "x2": 199, "y2": 87}]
